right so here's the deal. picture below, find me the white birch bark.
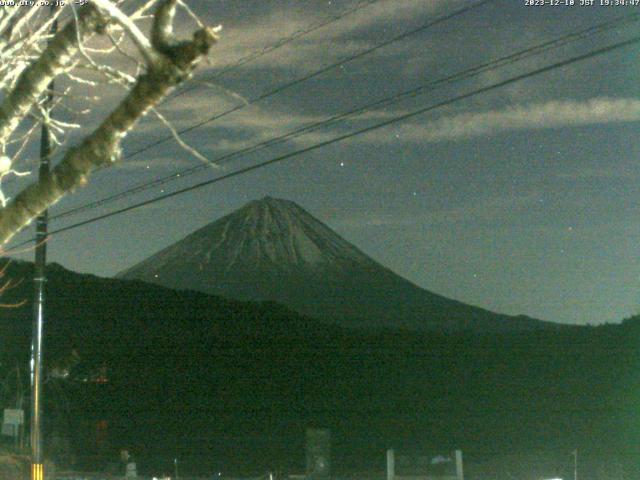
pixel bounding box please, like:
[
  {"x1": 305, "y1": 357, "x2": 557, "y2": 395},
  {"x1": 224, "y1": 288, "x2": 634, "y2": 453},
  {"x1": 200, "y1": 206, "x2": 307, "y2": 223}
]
[{"x1": 0, "y1": 0, "x2": 219, "y2": 245}]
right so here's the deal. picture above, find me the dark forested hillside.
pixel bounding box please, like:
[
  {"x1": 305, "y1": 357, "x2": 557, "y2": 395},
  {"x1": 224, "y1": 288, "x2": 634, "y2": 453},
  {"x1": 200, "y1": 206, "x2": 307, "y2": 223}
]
[{"x1": 0, "y1": 260, "x2": 638, "y2": 479}]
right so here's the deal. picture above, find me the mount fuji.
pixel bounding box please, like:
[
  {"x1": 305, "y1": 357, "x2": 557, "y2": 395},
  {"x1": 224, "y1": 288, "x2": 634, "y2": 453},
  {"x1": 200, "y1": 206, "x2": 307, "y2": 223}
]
[{"x1": 118, "y1": 196, "x2": 554, "y2": 331}]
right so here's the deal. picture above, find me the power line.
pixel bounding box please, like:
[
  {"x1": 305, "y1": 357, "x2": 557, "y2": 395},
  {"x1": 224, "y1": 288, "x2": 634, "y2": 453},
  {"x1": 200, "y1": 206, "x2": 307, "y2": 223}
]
[
  {"x1": 0, "y1": 0, "x2": 384, "y2": 189},
  {"x1": 14, "y1": 33, "x2": 638, "y2": 248},
  {"x1": 54, "y1": 1, "x2": 383, "y2": 110},
  {"x1": 167, "y1": 0, "x2": 383, "y2": 101},
  {"x1": 122, "y1": 0, "x2": 495, "y2": 161},
  {"x1": 52, "y1": 0, "x2": 498, "y2": 220},
  {"x1": 51, "y1": 11, "x2": 640, "y2": 221}
]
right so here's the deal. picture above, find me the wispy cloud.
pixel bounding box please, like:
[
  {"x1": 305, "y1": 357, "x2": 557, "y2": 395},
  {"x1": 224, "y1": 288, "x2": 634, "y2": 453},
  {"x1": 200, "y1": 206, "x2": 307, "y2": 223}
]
[
  {"x1": 131, "y1": 96, "x2": 640, "y2": 165},
  {"x1": 117, "y1": 153, "x2": 198, "y2": 171},
  {"x1": 554, "y1": 166, "x2": 640, "y2": 181},
  {"x1": 218, "y1": 96, "x2": 640, "y2": 148},
  {"x1": 203, "y1": 0, "x2": 449, "y2": 73},
  {"x1": 331, "y1": 193, "x2": 546, "y2": 228},
  {"x1": 368, "y1": 97, "x2": 640, "y2": 144}
]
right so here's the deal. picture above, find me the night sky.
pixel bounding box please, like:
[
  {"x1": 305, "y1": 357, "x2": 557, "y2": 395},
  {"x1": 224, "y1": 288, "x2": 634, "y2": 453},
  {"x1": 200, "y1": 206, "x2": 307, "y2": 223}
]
[{"x1": 6, "y1": 0, "x2": 640, "y2": 325}]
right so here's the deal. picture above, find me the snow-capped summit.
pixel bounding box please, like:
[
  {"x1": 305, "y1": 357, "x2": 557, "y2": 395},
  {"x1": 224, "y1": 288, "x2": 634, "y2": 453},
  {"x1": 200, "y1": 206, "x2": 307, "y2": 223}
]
[
  {"x1": 118, "y1": 197, "x2": 552, "y2": 332},
  {"x1": 197, "y1": 195, "x2": 377, "y2": 270}
]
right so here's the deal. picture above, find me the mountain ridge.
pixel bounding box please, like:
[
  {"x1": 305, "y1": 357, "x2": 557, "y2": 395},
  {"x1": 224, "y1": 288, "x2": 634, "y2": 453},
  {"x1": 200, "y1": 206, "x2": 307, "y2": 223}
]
[{"x1": 118, "y1": 196, "x2": 559, "y2": 332}]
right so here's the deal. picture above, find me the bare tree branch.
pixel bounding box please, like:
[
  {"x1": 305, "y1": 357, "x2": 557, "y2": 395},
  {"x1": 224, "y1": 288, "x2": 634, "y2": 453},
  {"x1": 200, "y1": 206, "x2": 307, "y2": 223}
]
[
  {"x1": 0, "y1": 1, "x2": 219, "y2": 245},
  {"x1": 91, "y1": 0, "x2": 159, "y2": 65},
  {"x1": 0, "y1": 5, "x2": 106, "y2": 149}
]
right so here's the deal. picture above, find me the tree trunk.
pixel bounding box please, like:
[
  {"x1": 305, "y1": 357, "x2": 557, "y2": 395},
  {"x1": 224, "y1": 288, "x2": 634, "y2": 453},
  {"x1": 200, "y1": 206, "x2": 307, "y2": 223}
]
[{"x1": 0, "y1": 1, "x2": 219, "y2": 245}]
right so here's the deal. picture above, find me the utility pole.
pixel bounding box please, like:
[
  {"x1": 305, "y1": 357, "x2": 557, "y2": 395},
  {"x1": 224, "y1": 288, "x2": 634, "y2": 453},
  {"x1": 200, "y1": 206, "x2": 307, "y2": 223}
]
[
  {"x1": 455, "y1": 450, "x2": 464, "y2": 480},
  {"x1": 573, "y1": 449, "x2": 578, "y2": 480},
  {"x1": 30, "y1": 6, "x2": 57, "y2": 480},
  {"x1": 386, "y1": 448, "x2": 395, "y2": 480}
]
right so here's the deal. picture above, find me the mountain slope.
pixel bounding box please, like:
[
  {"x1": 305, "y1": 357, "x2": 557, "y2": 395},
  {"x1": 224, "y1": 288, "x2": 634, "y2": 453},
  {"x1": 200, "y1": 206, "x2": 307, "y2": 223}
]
[
  {"x1": 0, "y1": 260, "x2": 635, "y2": 476},
  {"x1": 118, "y1": 196, "x2": 554, "y2": 331}
]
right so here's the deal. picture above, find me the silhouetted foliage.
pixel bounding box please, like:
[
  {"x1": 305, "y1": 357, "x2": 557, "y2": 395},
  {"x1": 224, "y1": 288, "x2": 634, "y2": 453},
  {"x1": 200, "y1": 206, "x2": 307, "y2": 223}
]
[{"x1": 0, "y1": 260, "x2": 638, "y2": 478}]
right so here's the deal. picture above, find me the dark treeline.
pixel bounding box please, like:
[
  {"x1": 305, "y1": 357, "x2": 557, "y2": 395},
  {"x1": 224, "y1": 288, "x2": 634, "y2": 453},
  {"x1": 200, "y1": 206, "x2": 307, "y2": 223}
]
[{"x1": 0, "y1": 260, "x2": 638, "y2": 479}]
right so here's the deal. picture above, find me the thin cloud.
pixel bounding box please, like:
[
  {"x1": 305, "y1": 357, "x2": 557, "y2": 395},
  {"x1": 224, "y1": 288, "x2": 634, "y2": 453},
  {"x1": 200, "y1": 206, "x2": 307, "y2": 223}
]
[
  {"x1": 331, "y1": 193, "x2": 546, "y2": 228},
  {"x1": 204, "y1": 0, "x2": 449, "y2": 73},
  {"x1": 555, "y1": 166, "x2": 640, "y2": 181},
  {"x1": 378, "y1": 97, "x2": 640, "y2": 143},
  {"x1": 207, "y1": 97, "x2": 640, "y2": 148}
]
